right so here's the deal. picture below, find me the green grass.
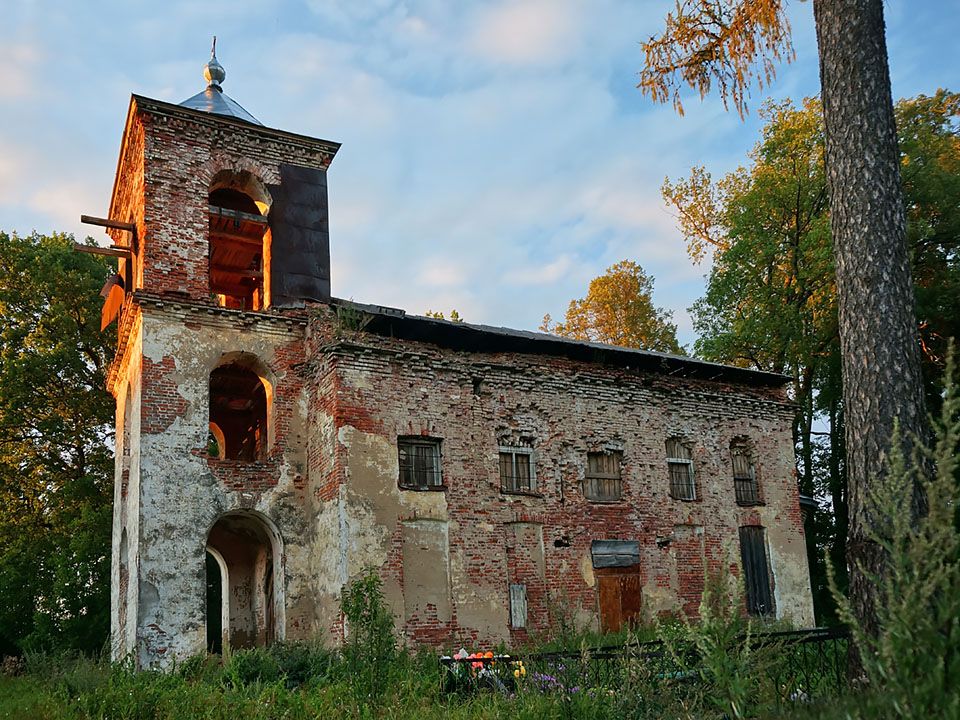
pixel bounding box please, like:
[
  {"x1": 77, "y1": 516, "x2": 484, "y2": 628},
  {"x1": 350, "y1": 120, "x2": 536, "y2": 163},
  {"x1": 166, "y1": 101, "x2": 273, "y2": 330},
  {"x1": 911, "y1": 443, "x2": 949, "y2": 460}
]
[
  {"x1": 0, "y1": 642, "x2": 939, "y2": 720},
  {"x1": 0, "y1": 638, "x2": 854, "y2": 720},
  {"x1": 0, "y1": 676, "x2": 59, "y2": 720}
]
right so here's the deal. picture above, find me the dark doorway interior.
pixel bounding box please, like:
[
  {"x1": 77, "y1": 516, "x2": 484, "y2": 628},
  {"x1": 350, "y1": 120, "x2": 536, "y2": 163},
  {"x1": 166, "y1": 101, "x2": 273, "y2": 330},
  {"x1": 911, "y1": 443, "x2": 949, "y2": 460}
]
[{"x1": 205, "y1": 552, "x2": 223, "y2": 654}]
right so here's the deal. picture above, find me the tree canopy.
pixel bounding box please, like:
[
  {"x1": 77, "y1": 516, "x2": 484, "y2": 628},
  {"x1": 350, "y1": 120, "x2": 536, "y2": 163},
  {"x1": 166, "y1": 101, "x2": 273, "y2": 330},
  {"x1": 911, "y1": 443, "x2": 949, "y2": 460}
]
[
  {"x1": 643, "y1": 0, "x2": 931, "y2": 662},
  {"x1": 0, "y1": 232, "x2": 115, "y2": 655},
  {"x1": 542, "y1": 260, "x2": 682, "y2": 354},
  {"x1": 639, "y1": 0, "x2": 794, "y2": 118},
  {"x1": 664, "y1": 90, "x2": 960, "y2": 621}
]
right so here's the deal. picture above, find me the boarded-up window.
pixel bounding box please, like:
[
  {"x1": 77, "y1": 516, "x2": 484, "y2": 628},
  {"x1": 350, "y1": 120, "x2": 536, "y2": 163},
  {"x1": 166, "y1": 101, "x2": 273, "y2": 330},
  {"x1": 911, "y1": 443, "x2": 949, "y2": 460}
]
[
  {"x1": 499, "y1": 447, "x2": 535, "y2": 494},
  {"x1": 584, "y1": 451, "x2": 622, "y2": 501},
  {"x1": 739, "y1": 526, "x2": 774, "y2": 617},
  {"x1": 398, "y1": 437, "x2": 443, "y2": 490},
  {"x1": 732, "y1": 441, "x2": 761, "y2": 505},
  {"x1": 666, "y1": 439, "x2": 696, "y2": 500},
  {"x1": 509, "y1": 583, "x2": 528, "y2": 628}
]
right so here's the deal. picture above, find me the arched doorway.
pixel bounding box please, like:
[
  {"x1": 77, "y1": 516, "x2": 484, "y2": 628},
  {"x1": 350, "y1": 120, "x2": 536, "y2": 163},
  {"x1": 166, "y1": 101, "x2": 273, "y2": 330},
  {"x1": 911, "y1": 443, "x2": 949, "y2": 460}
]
[{"x1": 205, "y1": 512, "x2": 283, "y2": 652}]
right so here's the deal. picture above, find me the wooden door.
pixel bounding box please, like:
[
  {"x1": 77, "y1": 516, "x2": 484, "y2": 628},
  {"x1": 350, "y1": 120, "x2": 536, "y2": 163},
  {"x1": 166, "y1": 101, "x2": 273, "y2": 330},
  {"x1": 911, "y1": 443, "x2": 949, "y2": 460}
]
[{"x1": 596, "y1": 566, "x2": 642, "y2": 632}]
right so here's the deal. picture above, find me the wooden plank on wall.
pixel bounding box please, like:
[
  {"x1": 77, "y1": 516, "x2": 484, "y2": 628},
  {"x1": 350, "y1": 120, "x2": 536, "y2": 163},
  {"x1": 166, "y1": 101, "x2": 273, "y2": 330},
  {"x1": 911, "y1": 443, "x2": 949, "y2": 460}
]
[{"x1": 509, "y1": 583, "x2": 528, "y2": 629}]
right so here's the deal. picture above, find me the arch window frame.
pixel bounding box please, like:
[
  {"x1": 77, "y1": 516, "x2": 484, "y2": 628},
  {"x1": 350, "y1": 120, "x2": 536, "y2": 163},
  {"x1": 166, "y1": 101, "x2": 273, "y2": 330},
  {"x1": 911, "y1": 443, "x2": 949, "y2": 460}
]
[{"x1": 207, "y1": 354, "x2": 274, "y2": 463}]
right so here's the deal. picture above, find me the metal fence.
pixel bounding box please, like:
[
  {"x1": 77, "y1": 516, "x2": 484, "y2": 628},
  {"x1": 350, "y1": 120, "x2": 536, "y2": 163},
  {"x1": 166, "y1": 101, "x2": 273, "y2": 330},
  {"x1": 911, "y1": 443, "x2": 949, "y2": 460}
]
[{"x1": 440, "y1": 626, "x2": 850, "y2": 706}]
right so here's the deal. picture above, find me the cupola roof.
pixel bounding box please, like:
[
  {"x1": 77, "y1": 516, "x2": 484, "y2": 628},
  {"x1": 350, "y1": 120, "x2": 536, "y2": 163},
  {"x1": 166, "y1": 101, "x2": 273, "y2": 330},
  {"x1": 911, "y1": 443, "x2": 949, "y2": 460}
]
[{"x1": 179, "y1": 37, "x2": 262, "y2": 126}]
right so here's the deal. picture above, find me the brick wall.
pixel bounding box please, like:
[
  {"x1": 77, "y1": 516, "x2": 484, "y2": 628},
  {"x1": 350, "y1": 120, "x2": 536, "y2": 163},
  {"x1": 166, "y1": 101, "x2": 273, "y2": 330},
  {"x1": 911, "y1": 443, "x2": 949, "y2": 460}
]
[{"x1": 312, "y1": 321, "x2": 813, "y2": 645}]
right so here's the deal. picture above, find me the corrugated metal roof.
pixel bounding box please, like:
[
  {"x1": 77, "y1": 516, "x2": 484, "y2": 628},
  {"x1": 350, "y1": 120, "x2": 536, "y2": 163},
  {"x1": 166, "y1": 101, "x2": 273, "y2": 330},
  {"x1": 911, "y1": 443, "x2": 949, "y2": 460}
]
[{"x1": 179, "y1": 86, "x2": 262, "y2": 126}]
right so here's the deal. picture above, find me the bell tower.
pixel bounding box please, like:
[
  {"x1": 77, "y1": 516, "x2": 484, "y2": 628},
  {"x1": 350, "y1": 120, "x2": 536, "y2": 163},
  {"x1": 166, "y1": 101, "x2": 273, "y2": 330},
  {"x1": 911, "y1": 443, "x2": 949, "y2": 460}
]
[{"x1": 104, "y1": 45, "x2": 340, "y2": 667}]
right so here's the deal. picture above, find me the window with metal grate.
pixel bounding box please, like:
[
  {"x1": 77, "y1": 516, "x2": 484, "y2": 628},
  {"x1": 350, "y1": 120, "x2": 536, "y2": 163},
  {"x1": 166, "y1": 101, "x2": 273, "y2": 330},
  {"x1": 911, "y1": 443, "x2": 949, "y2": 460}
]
[
  {"x1": 732, "y1": 441, "x2": 761, "y2": 505},
  {"x1": 499, "y1": 446, "x2": 536, "y2": 494},
  {"x1": 666, "y1": 438, "x2": 696, "y2": 500},
  {"x1": 398, "y1": 437, "x2": 443, "y2": 490}
]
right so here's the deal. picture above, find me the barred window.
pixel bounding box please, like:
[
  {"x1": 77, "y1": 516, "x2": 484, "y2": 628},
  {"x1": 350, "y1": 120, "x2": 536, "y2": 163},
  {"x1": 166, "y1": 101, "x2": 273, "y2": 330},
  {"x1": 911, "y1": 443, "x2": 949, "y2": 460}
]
[
  {"x1": 732, "y1": 441, "x2": 761, "y2": 505},
  {"x1": 398, "y1": 437, "x2": 443, "y2": 490},
  {"x1": 584, "y1": 451, "x2": 622, "y2": 502},
  {"x1": 666, "y1": 439, "x2": 696, "y2": 500},
  {"x1": 499, "y1": 446, "x2": 535, "y2": 494}
]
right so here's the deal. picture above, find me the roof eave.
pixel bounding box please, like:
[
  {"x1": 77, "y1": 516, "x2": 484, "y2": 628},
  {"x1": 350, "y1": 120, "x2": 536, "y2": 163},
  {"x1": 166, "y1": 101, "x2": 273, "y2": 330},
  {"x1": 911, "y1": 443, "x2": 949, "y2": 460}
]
[{"x1": 330, "y1": 298, "x2": 791, "y2": 388}]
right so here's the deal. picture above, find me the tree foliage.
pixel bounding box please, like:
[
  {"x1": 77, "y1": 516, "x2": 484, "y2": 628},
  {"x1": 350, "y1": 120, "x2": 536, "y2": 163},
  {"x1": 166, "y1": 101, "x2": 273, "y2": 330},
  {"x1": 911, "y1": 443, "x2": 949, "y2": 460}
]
[
  {"x1": 542, "y1": 260, "x2": 683, "y2": 354},
  {"x1": 639, "y1": 0, "x2": 794, "y2": 118},
  {"x1": 424, "y1": 309, "x2": 464, "y2": 323},
  {"x1": 664, "y1": 91, "x2": 960, "y2": 621},
  {"x1": 0, "y1": 232, "x2": 115, "y2": 655}
]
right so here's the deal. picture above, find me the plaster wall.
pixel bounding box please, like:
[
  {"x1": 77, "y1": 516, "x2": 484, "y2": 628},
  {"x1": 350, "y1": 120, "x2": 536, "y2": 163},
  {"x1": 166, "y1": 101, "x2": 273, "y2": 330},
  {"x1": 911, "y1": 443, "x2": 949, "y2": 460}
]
[{"x1": 119, "y1": 299, "x2": 319, "y2": 666}]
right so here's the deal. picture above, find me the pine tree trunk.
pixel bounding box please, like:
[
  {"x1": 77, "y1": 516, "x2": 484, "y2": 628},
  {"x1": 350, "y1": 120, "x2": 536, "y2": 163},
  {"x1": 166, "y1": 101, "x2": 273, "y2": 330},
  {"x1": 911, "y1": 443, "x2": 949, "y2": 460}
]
[
  {"x1": 813, "y1": 0, "x2": 928, "y2": 676},
  {"x1": 827, "y1": 358, "x2": 848, "y2": 602}
]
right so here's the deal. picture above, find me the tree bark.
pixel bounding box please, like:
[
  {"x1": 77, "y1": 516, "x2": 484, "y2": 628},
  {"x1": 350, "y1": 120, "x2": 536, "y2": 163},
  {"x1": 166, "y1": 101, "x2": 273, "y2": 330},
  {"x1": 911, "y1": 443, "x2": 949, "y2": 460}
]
[
  {"x1": 827, "y1": 355, "x2": 848, "y2": 602},
  {"x1": 813, "y1": 0, "x2": 928, "y2": 673}
]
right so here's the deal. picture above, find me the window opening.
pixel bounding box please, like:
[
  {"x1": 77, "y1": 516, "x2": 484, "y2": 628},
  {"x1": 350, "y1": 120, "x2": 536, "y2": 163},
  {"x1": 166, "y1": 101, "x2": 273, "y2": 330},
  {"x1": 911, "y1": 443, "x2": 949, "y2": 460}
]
[
  {"x1": 397, "y1": 437, "x2": 443, "y2": 490},
  {"x1": 209, "y1": 363, "x2": 268, "y2": 461},
  {"x1": 732, "y1": 441, "x2": 761, "y2": 505},
  {"x1": 584, "y1": 451, "x2": 622, "y2": 501},
  {"x1": 209, "y1": 187, "x2": 267, "y2": 310},
  {"x1": 739, "y1": 525, "x2": 775, "y2": 616},
  {"x1": 499, "y1": 446, "x2": 536, "y2": 494},
  {"x1": 667, "y1": 439, "x2": 696, "y2": 500}
]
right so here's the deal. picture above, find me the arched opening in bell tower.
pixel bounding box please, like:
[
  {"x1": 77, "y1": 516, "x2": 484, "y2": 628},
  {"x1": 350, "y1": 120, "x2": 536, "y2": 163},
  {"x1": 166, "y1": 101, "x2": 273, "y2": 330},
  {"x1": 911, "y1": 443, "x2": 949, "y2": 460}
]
[
  {"x1": 208, "y1": 170, "x2": 272, "y2": 310},
  {"x1": 208, "y1": 355, "x2": 272, "y2": 462},
  {"x1": 205, "y1": 511, "x2": 283, "y2": 652}
]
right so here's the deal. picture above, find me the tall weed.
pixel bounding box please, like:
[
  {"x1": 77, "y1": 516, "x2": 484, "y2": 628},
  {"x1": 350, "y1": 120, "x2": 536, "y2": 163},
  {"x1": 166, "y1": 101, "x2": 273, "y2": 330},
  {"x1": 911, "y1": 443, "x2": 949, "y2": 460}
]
[
  {"x1": 827, "y1": 346, "x2": 960, "y2": 718},
  {"x1": 339, "y1": 567, "x2": 397, "y2": 706}
]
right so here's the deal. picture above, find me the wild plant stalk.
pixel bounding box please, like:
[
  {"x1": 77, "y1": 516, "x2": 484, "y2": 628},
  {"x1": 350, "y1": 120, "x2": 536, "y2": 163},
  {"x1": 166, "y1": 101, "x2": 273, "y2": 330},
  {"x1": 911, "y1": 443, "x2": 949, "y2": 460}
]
[
  {"x1": 339, "y1": 568, "x2": 397, "y2": 707},
  {"x1": 828, "y1": 345, "x2": 960, "y2": 718}
]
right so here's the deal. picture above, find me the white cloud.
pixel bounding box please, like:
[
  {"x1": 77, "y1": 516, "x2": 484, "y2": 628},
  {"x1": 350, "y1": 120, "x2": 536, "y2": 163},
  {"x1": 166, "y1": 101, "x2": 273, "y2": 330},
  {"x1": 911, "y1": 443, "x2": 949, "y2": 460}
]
[
  {"x1": 0, "y1": 43, "x2": 42, "y2": 99},
  {"x1": 29, "y1": 179, "x2": 108, "y2": 241},
  {"x1": 468, "y1": 0, "x2": 580, "y2": 67},
  {"x1": 417, "y1": 258, "x2": 468, "y2": 288},
  {"x1": 504, "y1": 254, "x2": 574, "y2": 286}
]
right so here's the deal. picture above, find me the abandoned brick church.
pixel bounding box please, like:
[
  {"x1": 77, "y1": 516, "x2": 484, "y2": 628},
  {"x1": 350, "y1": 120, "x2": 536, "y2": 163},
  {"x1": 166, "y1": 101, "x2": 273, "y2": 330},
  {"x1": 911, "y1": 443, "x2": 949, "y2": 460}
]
[{"x1": 100, "y1": 50, "x2": 813, "y2": 668}]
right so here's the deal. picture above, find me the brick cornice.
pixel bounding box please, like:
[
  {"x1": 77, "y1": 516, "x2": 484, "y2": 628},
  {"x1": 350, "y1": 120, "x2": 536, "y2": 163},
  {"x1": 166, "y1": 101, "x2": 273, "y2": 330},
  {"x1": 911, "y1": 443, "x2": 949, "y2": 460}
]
[{"x1": 132, "y1": 94, "x2": 341, "y2": 162}]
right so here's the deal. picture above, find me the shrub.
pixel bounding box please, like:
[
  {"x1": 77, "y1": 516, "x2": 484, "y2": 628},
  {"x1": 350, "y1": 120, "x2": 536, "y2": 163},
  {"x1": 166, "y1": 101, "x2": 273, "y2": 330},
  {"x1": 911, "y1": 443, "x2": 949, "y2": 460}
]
[
  {"x1": 222, "y1": 646, "x2": 284, "y2": 688},
  {"x1": 268, "y1": 640, "x2": 336, "y2": 687}
]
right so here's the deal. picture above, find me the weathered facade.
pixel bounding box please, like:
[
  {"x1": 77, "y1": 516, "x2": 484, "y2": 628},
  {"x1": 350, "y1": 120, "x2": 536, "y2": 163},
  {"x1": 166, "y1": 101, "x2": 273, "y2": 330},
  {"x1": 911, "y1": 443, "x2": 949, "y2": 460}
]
[{"x1": 105, "y1": 56, "x2": 813, "y2": 668}]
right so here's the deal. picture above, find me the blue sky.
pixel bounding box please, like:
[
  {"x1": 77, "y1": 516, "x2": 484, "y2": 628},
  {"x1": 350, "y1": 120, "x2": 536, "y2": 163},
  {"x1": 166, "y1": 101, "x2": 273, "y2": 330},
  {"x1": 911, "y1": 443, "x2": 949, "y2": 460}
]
[{"x1": 1, "y1": 1, "x2": 957, "y2": 348}]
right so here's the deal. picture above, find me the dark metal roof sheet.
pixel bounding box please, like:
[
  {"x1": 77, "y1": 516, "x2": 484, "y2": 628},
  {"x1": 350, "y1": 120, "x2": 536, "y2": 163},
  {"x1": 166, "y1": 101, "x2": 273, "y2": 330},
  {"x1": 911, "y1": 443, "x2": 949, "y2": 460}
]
[
  {"x1": 591, "y1": 540, "x2": 640, "y2": 568},
  {"x1": 179, "y1": 87, "x2": 262, "y2": 125},
  {"x1": 332, "y1": 298, "x2": 792, "y2": 388}
]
